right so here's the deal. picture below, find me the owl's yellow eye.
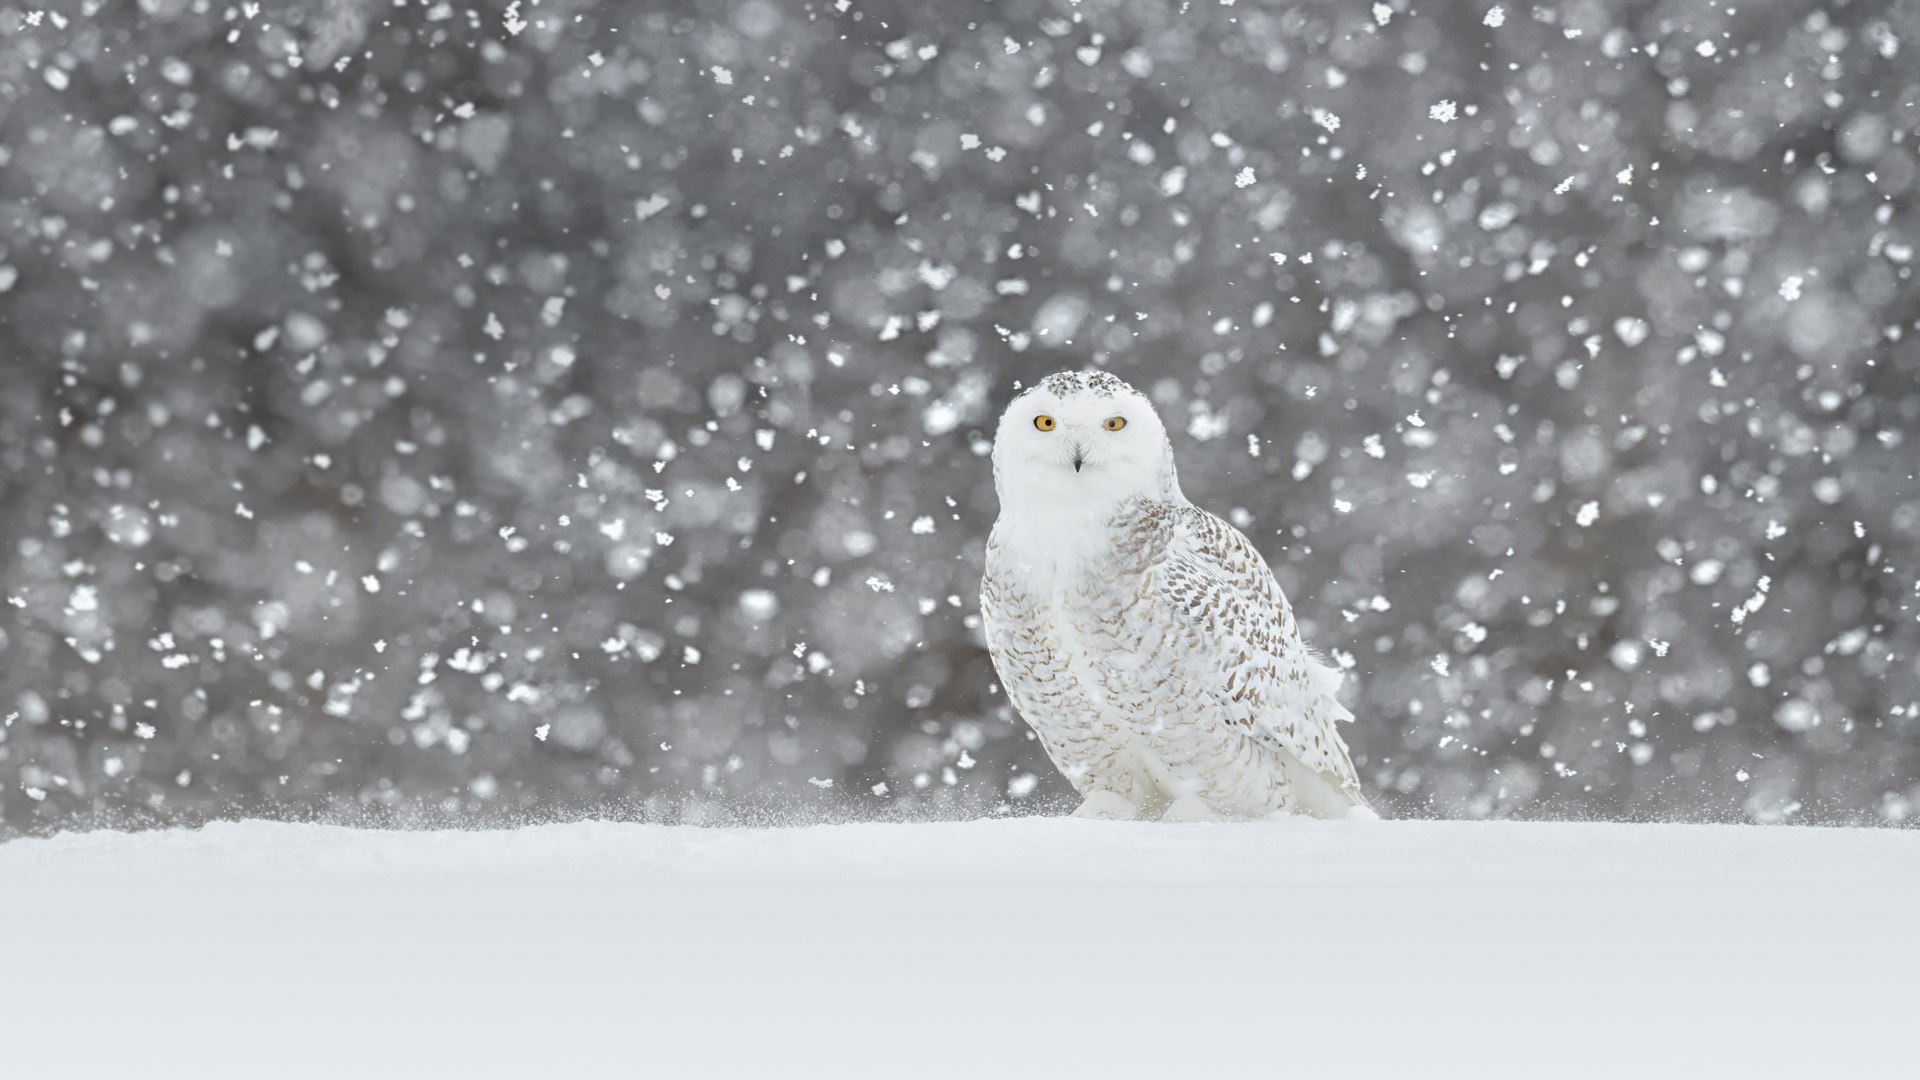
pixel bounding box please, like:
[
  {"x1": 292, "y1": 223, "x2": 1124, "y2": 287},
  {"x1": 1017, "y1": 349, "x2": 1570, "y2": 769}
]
[
  {"x1": 1103, "y1": 416, "x2": 1127, "y2": 431},
  {"x1": 1033, "y1": 414, "x2": 1056, "y2": 432}
]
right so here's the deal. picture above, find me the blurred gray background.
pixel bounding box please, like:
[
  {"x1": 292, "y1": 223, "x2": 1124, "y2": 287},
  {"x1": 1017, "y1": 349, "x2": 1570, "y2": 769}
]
[{"x1": 1, "y1": 0, "x2": 1915, "y2": 836}]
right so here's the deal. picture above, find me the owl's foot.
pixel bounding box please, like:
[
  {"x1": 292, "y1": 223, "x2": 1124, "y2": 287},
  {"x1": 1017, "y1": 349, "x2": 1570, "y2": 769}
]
[
  {"x1": 1160, "y1": 797, "x2": 1224, "y2": 823},
  {"x1": 1070, "y1": 790, "x2": 1143, "y2": 820}
]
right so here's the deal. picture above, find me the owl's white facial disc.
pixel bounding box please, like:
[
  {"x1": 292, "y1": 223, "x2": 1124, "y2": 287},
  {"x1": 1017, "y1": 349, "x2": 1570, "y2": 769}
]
[{"x1": 991, "y1": 370, "x2": 1180, "y2": 520}]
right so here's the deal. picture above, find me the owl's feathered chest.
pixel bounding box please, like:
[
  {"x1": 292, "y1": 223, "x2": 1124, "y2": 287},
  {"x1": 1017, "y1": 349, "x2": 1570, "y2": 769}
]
[{"x1": 988, "y1": 498, "x2": 1166, "y2": 599}]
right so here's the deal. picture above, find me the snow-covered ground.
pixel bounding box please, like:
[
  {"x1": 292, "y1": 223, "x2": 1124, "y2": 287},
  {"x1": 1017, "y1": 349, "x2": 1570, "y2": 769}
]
[{"x1": 5, "y1": 817, "x2": 1914, "y2": 1078}]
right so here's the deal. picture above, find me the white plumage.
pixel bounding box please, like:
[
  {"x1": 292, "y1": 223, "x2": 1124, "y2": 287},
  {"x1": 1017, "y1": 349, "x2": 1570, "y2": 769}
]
[{"x1": 980, "y1": 371, "x2": 1371, "y2": 821}]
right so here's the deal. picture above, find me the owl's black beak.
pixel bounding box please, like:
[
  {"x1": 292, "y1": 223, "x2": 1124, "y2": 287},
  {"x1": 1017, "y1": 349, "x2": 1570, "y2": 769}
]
[{"x1": 1071, "y1": 448, "x2": 1086, "y2": 472}]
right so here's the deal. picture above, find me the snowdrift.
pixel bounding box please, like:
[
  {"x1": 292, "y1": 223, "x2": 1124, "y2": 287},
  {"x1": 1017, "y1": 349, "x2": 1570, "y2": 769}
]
[{"x1": 4, "y1": 817, "x2": 1913, "y2": 1078}]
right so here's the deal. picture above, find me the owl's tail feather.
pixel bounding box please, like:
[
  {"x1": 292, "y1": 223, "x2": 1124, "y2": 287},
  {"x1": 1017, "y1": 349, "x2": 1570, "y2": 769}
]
[
  {"x1": 1305, "y1": 657, "x2": 1356, "y2": 724},
  {"x1": 1281, "y1": 748, "x2": 1376, "y2": 819},
  {"x1": 1300, "y1": 655, "x2": 1374, "y2": 817}
]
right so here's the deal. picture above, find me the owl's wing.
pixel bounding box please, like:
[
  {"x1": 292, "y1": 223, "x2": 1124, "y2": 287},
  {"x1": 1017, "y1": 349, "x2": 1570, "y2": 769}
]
[
  {"x1": 978, "y1": 529, "x2": 1048, "y2": 727},
  {"x1": 1153, "y1": 507, "x2": 1368, "y2": 810}
]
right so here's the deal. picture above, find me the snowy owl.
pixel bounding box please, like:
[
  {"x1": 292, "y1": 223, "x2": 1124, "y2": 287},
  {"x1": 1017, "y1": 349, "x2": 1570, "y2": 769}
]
[{"x1": 980, "y1": 370, "x2": 1371, "y2": 821}]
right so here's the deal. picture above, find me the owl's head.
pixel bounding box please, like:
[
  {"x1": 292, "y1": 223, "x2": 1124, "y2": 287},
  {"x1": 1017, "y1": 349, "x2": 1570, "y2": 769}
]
[{"x1": 992, "y1": 370, "x2": 1181, "y2": 512}]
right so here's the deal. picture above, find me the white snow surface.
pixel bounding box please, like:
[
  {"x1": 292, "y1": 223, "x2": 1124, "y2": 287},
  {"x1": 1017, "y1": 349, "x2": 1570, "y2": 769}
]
[{"x1": 5, "y1": 817, "x2": 1915, "y2": 1078}]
